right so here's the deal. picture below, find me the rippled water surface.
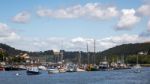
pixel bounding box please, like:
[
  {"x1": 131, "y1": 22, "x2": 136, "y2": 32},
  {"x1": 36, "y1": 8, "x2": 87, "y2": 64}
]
[{"x1": 0, "y1": 68, "x2": 150, "y2": 84}]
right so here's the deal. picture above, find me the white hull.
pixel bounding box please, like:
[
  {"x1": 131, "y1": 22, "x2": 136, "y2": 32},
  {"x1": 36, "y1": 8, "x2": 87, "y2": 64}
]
[
  {"x1": 38, "y1": 66, "x2": 47, "y2": 70},
  {"x1": 133, "y1": 64, "x2": 141, "y2": 73},
  {"x1": 48, "y1": 68, "x2": 59, "y2": 74},
  {"x1": 133, "y1": 64, "x2": 141, "y2": 69},
  {"x1": 76, "y1": 68, "x2": 85, "y2": 72},
  {"x1": 59, "y1": 68, "x2": 66, "y2": 73},
  {"x1": 26, "y1": 66, "x2": 40, "y2": 75}
]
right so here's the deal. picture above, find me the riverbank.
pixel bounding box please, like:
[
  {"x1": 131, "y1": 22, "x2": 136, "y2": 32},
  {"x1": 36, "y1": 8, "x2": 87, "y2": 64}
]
[{"x1": 141, "y1": 64, "x2": 150, "y2": 67}]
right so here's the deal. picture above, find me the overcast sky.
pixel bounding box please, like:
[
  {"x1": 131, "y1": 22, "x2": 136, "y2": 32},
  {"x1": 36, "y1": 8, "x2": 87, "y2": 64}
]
[{"x1": 0, "y1": 0, "x2": 150, "y2": 52}]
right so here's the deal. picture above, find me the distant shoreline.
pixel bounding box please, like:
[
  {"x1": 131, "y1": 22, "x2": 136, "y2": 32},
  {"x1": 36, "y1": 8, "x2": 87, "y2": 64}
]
[{"x1": 141, "y1": 64, "x2": 150, "y2": 67}]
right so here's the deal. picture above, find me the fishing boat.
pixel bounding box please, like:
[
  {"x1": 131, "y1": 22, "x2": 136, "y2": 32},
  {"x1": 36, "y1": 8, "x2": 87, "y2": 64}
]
[{"x1": 26, "y1": 66, "x2": 40, "y2": 75}]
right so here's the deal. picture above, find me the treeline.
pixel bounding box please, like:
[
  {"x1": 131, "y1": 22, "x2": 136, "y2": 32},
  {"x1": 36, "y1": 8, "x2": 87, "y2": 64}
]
[
  {"x1": 0, "y1": 43, "x2": 27, "y2": 56},
  {"x1": 0, "y1": 43, "x2": 54, "y2": 57},
  {"x1": 0, "y1": 43, "x2": 150, "y2": 64},
  {"x1": 100, "y1": 43, "x2": 150, "y2": 56}
]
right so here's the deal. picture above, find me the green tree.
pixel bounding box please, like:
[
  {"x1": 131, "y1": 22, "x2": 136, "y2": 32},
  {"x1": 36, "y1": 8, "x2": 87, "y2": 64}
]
[{"x1": 0, "y1": 50, "x2": 5, "y2": 62}]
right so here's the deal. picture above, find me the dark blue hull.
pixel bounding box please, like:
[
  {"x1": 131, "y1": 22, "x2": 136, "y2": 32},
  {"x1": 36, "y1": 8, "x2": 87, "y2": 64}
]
[
  {"x1": 5, "y1": 67, "x2": 25, "y2": 71},
  {"x1": 26, "y1": 70, "x2": 40, "y2": 75}
]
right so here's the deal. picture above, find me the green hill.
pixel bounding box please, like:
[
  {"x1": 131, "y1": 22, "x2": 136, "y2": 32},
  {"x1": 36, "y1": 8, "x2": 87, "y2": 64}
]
[
  {"x1": 100, "y1": 43, "x2": 150, "y2": 56},
  {"x1": 0, "y1": 43, "x2": 27, "y2": 56},
  {"x1": 0, "y1": 43, "x2": 150, "y2": 64},
  {"x1": 0, "y1": 43, "x2": 54, "y2": 57}
]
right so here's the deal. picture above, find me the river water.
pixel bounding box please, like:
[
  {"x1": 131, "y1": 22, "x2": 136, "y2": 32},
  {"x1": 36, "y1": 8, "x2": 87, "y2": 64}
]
[{"x1": 0, "y1": 68, "x2": 150, "y2": 84}]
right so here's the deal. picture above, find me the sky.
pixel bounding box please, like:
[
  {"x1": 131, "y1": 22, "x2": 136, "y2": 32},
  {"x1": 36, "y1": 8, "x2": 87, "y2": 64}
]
[{"x1": 0, "y1": 0, "x2": 150, "y2": 52}]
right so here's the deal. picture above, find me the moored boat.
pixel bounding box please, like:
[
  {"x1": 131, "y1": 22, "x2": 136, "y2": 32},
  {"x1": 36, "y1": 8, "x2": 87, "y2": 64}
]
[
  {"x1": 47, "y1": 66, "x2": 59, "y2": 74},
  {"x1": 4, "y1": 65, "x2": 23, "y2": 71},
  {"x1": 76, "y1": 67, "x2": 85, "y2": 72},
  {"x1": 99, "y1": 61, "x2": 110, "y2": 71},
  {"x1": 133, "y1": 64, "x2": 141, "y2": 73},
  {"x1": 58, "y1": 66, "x2": 66, "y2": 73},
  {"x1": 18, "y1": 65, "x2": 26, "y2": 70},
  {"x1": 38, "y1": 65, "x2": 47, "y2": 70},
  {"x1": 26, "y1": 66, "x2": 40, "y2": 75},
  {"x1": 66, "y1": 64, "x2": 77, "y2": 72},
  {"x1": 86, "y1": 64, "x2": 99, "y2": 71},
  {"x1": 133, "y1": 52, "x2": 143, "y2": 73},
  {"x1": 0, "y1": 66, "x2": 4, "y2": 71}
]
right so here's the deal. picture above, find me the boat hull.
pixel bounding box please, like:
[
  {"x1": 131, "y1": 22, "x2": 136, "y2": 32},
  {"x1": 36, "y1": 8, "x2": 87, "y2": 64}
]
[
  {"x1": 0, "y1": 67, "x2": 4, "y2": 71},
  {"x1": 48, "y1": 69, "x2": 59, "y2": 74},
  {"x1": 26, "y1": 66, "x2": 40, "y2": 75},
  {"x1": 4, "y1": 67, "x2": 24, "y2": 71},
  {"x1": 26, "y1": 71, "x2": 40, "y2": 75}
]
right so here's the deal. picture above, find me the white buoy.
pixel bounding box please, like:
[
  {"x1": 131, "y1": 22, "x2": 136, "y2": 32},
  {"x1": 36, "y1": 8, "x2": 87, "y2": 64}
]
[{"x1": 16, "y1": 73, "x2": 19, "y2": 76}]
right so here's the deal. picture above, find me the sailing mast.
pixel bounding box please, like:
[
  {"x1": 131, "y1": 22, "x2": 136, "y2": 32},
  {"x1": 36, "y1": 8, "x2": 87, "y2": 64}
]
[
  {"x1": 78, "y1": 51, "x2": 81, "y2": 66},
  {"x1": 87, "y1": 43, "x2": 90, "y2": 64},
  {"x1": 93, "y1": 39, "x2": 96, "y2": 65},
  {"x1": 60, "y1": 40, "x2": 64, "y2": 63},
  {"x1": 137, "y1": 51, "x2": 143, "y2": 66},
  {"x1": 136, "y1": 54, "x2": 138, "y2": 66}
]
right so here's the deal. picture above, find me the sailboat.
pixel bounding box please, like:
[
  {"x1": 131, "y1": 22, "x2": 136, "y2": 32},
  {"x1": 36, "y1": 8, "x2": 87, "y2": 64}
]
[
  {"x1": 77, "y1": 51, "x2": 85, "y2": 72},
  {"x1": 133, "y1": 52, "x2": 142, "y2": 73},
  {"x1": 86, "y1": 40, "x2": 99, "y2": 71}
]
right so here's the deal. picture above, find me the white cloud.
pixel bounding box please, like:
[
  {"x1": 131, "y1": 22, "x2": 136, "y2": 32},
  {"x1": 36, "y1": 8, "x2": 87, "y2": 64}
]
[
  {"x1": 37, "y1": 3, "x2": 118, "y2": 19},
  {"x1": 71, "y1": 37, "x2": 93, "y2": 43},
  {"x1": 12, "y1": 11, "x2": 30, "y2": 23},
  {"x1": 148, "y1": 20, "x2": 150, "y2": 31},
  {"x1": 100, "y1": 34, "x2": 139, "y2": 44},
  {"x1": 37, "y1": 34, "x2": 148, "y2": 51},
  {"x1": 67, "y1": 34, "x2": 149, "y2": 51},
  {"x1": 0, "y1": 23, "x2": 20, "y2": 50},
  {"x1": 116, "y1": 9, "x2": 140, "y2": 30},
  {"x1": 0, "y1": 23, "x2": 20, "y2": 42},
  {"x1": 137, "y1": 4, "x2": 150, "y2": 16},
  {"x1": 1, "y1": 33, "x2": 150, "y2": 52}
]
